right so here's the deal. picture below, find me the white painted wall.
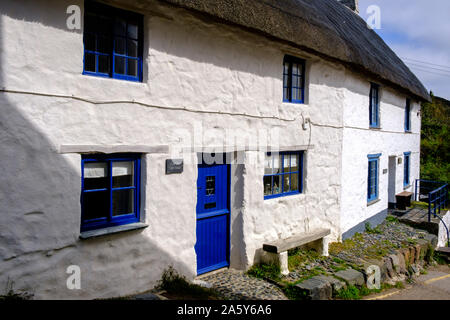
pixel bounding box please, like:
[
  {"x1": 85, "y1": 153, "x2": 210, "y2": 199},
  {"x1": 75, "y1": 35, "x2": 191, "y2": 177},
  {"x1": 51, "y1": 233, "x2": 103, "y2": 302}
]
[
  {"x1": 0, "y1": 0, "x2": 421, "y2": 299},
  {"x1": 340, "y1": 74, "x2": 421, "y2": 236}
]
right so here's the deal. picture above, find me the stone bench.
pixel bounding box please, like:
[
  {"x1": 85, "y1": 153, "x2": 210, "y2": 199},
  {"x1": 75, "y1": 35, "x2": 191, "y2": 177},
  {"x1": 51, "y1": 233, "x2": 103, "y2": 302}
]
[
  {"x1": 261, "y1": 228, "x2": 331, "y2": 275},
  {"x1": 396, "y1": 191, "x2": 413, "y2": 210}
]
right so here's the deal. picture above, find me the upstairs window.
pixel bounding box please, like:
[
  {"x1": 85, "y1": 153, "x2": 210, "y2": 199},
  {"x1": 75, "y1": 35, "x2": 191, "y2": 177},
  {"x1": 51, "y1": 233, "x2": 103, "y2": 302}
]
[
  {"x1": 283, "y1": 55, "x2": 306, "y2": 103},
  {"x1": 405, "y1": 99, "x2": 411, "y2": 132},
  {"x1": 264, "y1": 151, "x2": 303, "y2": 199},
  {"x1": 83, "y1": 1, "x2": 143, "y2": 82},
  {"x1": 367, "y1": 154, "x2": 381, "y2": 202},
  {"x1": 404, "y1": 152, "x2": 411, "y2": 187},
  {"x1": 81, "y1": 154, "x2": 141, "y2": 232},
  {"x1": 369, "y1": 83, "x2": 380, "y2": 128}
]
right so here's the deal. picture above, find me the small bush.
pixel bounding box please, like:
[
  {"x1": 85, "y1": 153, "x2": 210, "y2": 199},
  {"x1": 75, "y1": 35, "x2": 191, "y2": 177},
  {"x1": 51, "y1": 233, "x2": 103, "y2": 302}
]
[
  {"x1": 335, "y1": 285, "x2": 361, "y2": 300},
  {"x1": 156, "y1": 266, "x2": 222, "y2": 300}
]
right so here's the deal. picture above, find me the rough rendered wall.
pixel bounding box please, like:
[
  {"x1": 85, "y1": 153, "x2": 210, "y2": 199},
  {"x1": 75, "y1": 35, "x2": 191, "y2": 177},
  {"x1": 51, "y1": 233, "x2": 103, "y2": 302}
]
[
  {"x1": 0, "y1": 0, "x2": 420, "y2": 299},
  {"x1": 0, "y1": 0, "x2": 346, "y2": 298},
  {"x1": 340, "y1": 74, "x2": 422, "y2": 238}
]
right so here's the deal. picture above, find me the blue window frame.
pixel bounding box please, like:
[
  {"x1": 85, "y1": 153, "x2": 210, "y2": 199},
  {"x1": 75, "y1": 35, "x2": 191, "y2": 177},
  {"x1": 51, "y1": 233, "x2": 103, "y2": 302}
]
[
  {"x1": 264, "y1": 151, "x2": 303, "y2": 200},
  {"x1": 367, "y1": 154, "x2": 381, "y2": 202},
  {"x1": 283, "y1": 55, "x2": 306, "y2": 103},
  {"x1": 83, "y1": 1, "x2": 143, "y2": 82},
  {"x1": 81, "y1": 154, "x2": 140, "y2": 232},
  {"x1": 405, "y1": 99, "x2": 411, "y2": 132},
  {"x1": 369, "y1": 83, "x2": 380, "y2": 128},
  {"x1": 404, "y1": 152, "x2": 411, "y2": 187}
]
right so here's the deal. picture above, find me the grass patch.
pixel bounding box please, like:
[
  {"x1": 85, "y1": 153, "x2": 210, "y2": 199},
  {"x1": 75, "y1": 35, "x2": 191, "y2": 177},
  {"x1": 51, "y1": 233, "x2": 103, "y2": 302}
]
[
  {"x1": 335, "y1": 284, "x2": 384, "y2": 300},
  {"x1": 282, "y1": 284, "x2": 309, "y2": 300},
  {"x1": 329, "y1": 239, "x2": 357, "y2": 255},
  {"x1": 246, "y1": 263, "x2": 281, "y2": 282},
  {"x1": 156, "y1": 266, "x2": 223, "y2": 300},
  {"x1": 365, "y1": 222, "x2": 383, "y2": 234},
  {"x1": 386, "y1": 216, "x2": 399, "y2": 223},
  {"x1": 0, "y1": 279, "x2": 30, "y2": 301}
]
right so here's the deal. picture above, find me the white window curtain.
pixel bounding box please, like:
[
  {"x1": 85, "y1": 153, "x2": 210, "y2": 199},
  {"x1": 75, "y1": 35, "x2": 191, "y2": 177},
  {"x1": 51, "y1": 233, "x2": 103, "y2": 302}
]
[
  {"x1": 112, "y1": 161, "x2": 133, "y2": 177},
  {"x1": 84, "y1": 162, "x2": 107, "y2": 178}
]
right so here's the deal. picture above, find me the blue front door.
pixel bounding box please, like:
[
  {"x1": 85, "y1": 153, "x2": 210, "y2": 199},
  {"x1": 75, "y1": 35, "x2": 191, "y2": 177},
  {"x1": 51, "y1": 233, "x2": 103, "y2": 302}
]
[{"x1": 195, "y1": 158, "x2": 229, "y2": 275}]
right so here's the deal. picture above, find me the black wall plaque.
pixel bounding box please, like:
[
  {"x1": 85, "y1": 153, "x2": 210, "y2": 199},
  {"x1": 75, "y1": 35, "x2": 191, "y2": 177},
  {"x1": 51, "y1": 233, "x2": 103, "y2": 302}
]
[{"x1": 166, "y1": 159, "x2": 183, "y2": 174}]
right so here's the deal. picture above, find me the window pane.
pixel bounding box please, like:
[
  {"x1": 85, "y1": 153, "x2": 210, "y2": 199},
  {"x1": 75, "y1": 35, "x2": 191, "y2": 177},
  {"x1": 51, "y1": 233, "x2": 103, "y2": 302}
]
[
  {"x1": 264, "y1": 153, "x2": 273, "y2": 175},
  {"x1": 97, "y1": 36, "x2": 110, "y2": 54},
  {"x1": 98, "y1": 55, "x2": 110, "y2": 74},
  {"x1": 283, "y1": 174, "x2": 290, "y2": 192},
  {"x1": 291, "y1": 173, "x2": 299, "y2": 192},
  {"x1": 114, "y1": 18, "x2": 126, "y2": 36},
  {"x1": 112, "y1": 161, "x2": 134, "y2": 188},
  {"x1": 292, "y1": 88, "x2": 299, "y2": 101},
  {"x1": 114, "y1": 37, "x2": 126, "y2": 55},
  {"x1": 84, "y1": 53, "x2": 96, "y2": 72},
  {"x1": 264, "y1": 175, "x2": 272, "y2": 196},
  {"x1": 114, "y1": 56, "x2": 126, "y2": 74},
  {"x1": 283, "y1": 155, "x2": 290, "y2": 173},
  {"x1": 84, "y1": 13, "x2": 96, "y2": 31},
  {"x1": 83, "y1": 191, "x2": 109, "y2": 220},
  {"x1": 127, "y1": 39, "x2": 138, "y2": 57},
  {"x1": 283, "y1": 87, "x2": 289, "y2": 101},
  {"x1": 291, "y1": 154, "x2": 299, "y2": 172},
  {"x1": 84, "y1": 33, "x2": 96, "y2": 51},
  {"x1": 128, "y1": 23, "x2": 138, "y2": 39},
  {"x1": 283, "y1": 61, "x2": 289, "y2": 74},
  {"x1": 273, "y1": 175, "x2": 281, "y2": 194},
  {"x1": 98, "y1": 16, "x2": 112, "y2": 35},
  {"x1": 206, "y1": 176, "x2": 215, "y2": 196},
  {"x1": 113, "y1": 189, "x2": 134, "y2": 216},
  {"x1": 273, "y1": 154, "x2": 281, "y2": 174},
  {"x1": 84, "y1": 162, "x2": 108, "y2": 189},
  {"x1": 127, "y1": 59, "x2": 138, "y2": 77},
  {"x1": 292, "y1": 63, "x2": 299, "y2": 75}
]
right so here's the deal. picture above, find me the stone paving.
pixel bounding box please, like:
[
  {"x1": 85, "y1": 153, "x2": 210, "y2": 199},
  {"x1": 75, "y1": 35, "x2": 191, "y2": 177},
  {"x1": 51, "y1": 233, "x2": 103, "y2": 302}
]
[
  {"x1": 198, "y1": 217, "x2": 438, "y2": 300},
  {"x1": 200, "y1": 269, "x2": 288, "y2": 300}
]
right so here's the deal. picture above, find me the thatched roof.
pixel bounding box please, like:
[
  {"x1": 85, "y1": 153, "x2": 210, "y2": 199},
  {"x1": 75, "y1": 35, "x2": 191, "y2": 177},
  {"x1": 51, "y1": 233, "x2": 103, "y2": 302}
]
[{"x1": 158, "y1": 0, "x2": 430, "y2": 101}]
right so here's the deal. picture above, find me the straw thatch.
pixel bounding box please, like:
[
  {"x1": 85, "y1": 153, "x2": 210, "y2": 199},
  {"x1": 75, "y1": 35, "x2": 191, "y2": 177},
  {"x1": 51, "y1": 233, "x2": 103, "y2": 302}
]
[{"x1": 159, "y1": 0, "x2": 430, "y2": 101}]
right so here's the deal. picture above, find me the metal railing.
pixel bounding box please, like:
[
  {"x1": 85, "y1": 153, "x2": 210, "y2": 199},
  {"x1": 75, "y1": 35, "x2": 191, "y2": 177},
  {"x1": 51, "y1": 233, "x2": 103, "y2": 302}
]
[{"x1": 415, "y1": 179, "x2": 450, "y2": 247}]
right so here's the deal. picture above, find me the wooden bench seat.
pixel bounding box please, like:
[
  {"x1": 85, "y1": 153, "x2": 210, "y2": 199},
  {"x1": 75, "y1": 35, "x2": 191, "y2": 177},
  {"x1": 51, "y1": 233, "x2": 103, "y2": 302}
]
[{"x1": 261, "y1": 228, "x2": 331, "y2": 275}]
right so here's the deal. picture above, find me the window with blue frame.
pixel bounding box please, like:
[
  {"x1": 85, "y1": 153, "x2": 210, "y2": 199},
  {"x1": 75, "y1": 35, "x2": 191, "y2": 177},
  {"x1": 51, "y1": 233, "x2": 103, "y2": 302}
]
[
  {"x1": 369, "y1": 83, "x2": 380, "y2": 128},
  {"x1": 404, "y1": 152, "x2": 411, "y2": 187},
  {"x1": 405, "y1": 99, "x2": 411, "y2": 132},
  {"x1": 83, "y1": 1, "x2": 143, "y2": 82},
  {"x1": 283, "y1": 55, "x2": 306, "y2": 103},
  {"x1": 264, "y1": 151, "x2": 303, "y2": 199},
  {"x1": 81, "y1": 154, "x2": 140, "y2": 232},
  {"x1": 367, "y1": 154, "x2": 381, "y2": 202}
]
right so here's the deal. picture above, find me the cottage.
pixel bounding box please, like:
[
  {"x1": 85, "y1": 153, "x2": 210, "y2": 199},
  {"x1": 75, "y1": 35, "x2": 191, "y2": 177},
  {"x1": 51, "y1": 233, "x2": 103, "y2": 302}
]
[{"x1": 0, "y1": 0, "x2": 430, "y2": 299}]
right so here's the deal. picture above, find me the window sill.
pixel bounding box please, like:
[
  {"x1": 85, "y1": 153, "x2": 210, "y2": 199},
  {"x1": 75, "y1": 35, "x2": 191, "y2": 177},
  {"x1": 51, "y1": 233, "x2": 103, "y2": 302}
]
[
  {"x1": 264, "y1": 192, "x2": 304, "y2": 201},
  {"x1": 404, "y1": 130, "x2": 412, "y2": 134},
  {"x1": 369, "y1": 126, "x2": 381, "y2": 130},
  {"x1": 79, "y1": 222, "x2": 148, "y2": 240},
  {"x1": 404, "y1": 184, "x2": 412, "y2": 190},
  {"x1": 367, "y1": 198, "x2": 381, "y2": 207}
]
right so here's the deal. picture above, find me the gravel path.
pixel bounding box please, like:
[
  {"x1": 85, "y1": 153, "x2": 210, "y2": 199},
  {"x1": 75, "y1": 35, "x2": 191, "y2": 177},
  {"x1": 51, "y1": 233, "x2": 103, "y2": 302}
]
[{"x1": 200, "y1": 269, "x2": 288, "y2": 300}]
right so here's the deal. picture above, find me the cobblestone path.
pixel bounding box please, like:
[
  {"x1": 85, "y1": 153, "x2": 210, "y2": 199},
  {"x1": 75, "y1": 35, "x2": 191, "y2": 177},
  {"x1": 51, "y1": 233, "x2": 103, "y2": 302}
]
[{"x1": 200, "y1": 269, "x2": 287, "y2": 300}]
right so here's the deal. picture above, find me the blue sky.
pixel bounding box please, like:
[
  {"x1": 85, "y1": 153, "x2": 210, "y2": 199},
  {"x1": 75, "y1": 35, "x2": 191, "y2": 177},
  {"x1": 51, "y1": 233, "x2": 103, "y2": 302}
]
[{"x1": 358, "y1": 0, "x2": 450, "y2": 100}]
